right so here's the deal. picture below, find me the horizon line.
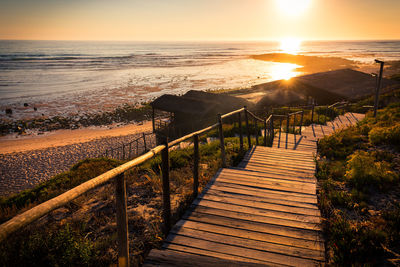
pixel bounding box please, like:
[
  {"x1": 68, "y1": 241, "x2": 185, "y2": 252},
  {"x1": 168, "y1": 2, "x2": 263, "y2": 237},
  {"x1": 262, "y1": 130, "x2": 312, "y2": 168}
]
[{"x1": 1, "y1": 38, "x2": 400, "y2": 43}]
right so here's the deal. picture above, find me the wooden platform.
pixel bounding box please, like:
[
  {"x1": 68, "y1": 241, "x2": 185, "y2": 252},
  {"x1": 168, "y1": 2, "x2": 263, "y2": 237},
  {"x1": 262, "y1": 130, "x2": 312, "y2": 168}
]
[{"x1": 144, "y1": 113, "x2": 364, "y2": 266}]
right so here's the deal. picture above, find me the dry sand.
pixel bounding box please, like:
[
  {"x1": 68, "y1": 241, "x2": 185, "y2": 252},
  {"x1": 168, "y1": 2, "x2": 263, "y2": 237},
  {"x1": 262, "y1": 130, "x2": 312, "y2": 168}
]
[{"x1": 0, "y1": 121, "x2": 153, "y2": 154}]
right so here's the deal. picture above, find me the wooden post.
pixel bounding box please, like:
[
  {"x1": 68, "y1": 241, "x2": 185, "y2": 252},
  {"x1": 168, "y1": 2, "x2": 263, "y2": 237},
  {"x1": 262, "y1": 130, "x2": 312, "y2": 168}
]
[
  {"x1": 122, "y1": 144, "x2": 125, "y2": 160},
  {"x1": 136, "y1": 141, "x2": 139, "y2": 157},
  {"x1": 115, "y1": 173, "x2": 129, "y2": 267},
  {"x1": 129, "y1": 142, "x2": 132, "y2": 159},
  {"x1": 254, "y1": 117, "x2": 259, "y2": 146},
  {"x1": 270, "y1": 116, "x2": 274, "y2": 144},
  {"x1": 193, "y1": 134, "x2": 199, "y2": 197},
  {"x1": 244, "y1": 106, "x2": 251, "y2": 148},
  {"x1": 374, "y1": 59, "x2": 384, "y2": 117},
  {"x1": 286, "y1": 114, "x2": 290, "y2": 134},
  {"x1": 263, "y1": 119, "x2": 267, "y2": 146},
  {"x1": 293, "y1": 114, "x2": 296, "y2": 134},
  {"x1": 143, "y1": 133, "x2": 147, "y2": 152},
  {"x1": 300, "y1": 111, "x2": 304, "y2": 135},
  {"x1": 217, "y1": 114, "x2": 227, "y2": 168},
  {"x1": 161, "y1": 138, "x2": 171, "y2": 232},
  {"x1": 311, "y1": 103, "x2": 315, "y2": 124},
  {"x1": 279, "y1": 117, "x2": 282, "y2": 135},
  {"x1": 238, "y1": 112, "x2": 243, "y2": 153}
]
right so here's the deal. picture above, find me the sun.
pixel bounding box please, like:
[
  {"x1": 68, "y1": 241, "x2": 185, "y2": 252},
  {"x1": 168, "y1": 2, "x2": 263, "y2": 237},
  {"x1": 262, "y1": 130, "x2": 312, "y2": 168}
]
[
  {"x1": 276, "y1": 0, "x2": 311, "y2": 17},
  {"x1": 280, "y1": 37, "x2": 302, "y2": 54}
]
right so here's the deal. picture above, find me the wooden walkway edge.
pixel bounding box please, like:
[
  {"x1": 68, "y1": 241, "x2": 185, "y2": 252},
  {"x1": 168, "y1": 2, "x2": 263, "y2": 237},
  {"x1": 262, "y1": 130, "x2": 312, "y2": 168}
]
[{"x1": 144, "y1": 113, "x2": 364, "y2": 266}]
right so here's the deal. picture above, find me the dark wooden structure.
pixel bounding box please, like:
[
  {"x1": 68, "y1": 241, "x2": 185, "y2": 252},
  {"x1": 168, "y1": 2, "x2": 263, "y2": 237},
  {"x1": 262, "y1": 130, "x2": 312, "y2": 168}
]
[{"x1": 151, "y1": 90, "x2": 252, "y2": 140}]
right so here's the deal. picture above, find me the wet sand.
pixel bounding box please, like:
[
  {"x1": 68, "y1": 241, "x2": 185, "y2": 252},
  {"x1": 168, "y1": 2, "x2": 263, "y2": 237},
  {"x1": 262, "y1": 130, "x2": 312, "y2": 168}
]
[{"x1": 0, "y1": 121, "x2": 153, "y2": 154}]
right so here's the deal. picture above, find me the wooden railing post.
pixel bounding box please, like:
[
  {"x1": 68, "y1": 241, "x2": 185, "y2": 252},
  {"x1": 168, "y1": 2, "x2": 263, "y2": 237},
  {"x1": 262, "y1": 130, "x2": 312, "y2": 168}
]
[
  {"x1": 293, "y1": 114, "x2": 296, "y2": 134},
  {"x1": 244, "y1": 106, "x2": 251, "y2": 148},
  {"x1": 129, "y1": 142, "x2": 132, "y2": 159},
  {"x1": 263, "y1": 119, "x2": 267, "y2": 146},
  {"x1": 270, "y1": 116, "x2": 274, "y2": 144},
  {"x1": 193, "y1": 134, "x2": 199, "y2": 197},
  {"x1": 217, "y1": 114, "x2": 227, "y2": 168},
  {"x1": 116, "y1": 173, "x2": 129, "y2": 267},
  {"x1": 300, "y1": 111, "x2": 304, "y2": 135},
  {"x1": 161, "y1": 138, "x2": 171, "y2": 232},
  {"x1": 311, "y1": 104, "x2": 315, "y2": 124},
  {"x1": 122, "y1": 144, "x2": 125, "y2": 160},
  {"x1": 238, "y1": 112, "x2": 243, "y2": 153},
  {"x1": 286, "y1": 114, "x2": 290, "y2": 134},
  {"x1": 254, "y1": 117, "x2": 259, "y2": 146}
]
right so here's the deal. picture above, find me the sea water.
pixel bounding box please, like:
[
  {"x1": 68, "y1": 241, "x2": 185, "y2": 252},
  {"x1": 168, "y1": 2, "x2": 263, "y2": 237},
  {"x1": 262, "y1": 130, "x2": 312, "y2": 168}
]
[{"x1": 0, "y1": 40, "x2": 399, "y2": 119}]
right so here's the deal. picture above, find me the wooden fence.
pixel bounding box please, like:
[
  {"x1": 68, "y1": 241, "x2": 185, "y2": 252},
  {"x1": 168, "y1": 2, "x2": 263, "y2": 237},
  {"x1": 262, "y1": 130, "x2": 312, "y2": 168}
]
[{"x1": 0, "y1": 106, "x2": 281, "y2": 267}]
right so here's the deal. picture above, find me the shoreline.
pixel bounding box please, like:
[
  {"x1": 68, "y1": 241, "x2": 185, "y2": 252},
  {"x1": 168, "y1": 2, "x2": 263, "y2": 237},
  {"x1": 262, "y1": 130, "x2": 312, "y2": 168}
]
[{"x1": 0, "y1": 121, "x2": 153, "y2": 154}]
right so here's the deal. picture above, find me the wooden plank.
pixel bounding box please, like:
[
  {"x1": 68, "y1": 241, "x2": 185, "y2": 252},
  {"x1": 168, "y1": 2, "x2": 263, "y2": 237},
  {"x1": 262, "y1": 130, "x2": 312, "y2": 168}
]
[
  {"x1": 239, "y1": 162, "x2": 316, "y2": 176},
  {"x1": 191, "y1": 204, "x2": 321, "y2": 231},
  {"x1": 164, "y1": 233, "x2": 320, "y2": 266},
  {"x1": 208, "y1": 182, "x2": 317, "y2": 203},
  {"x1": 210, "y1": 182, "x2": 318, "y2": 202},
  {"x1": 241, "y1": 158, "x2": 316, "y2": 171},
  {"x1": 205, "y1": 188, "x2": 319, "y2": 210},
  {"x1": 252, "y1": 146, "x2": 315, "y2": 156},
  {"x1": 196, "y1": 196, "x2": 321, "y2": 218},
  {"x1": 234, "y1": 166, "x2": 316, "y2": 181},
  {"x1": 161, "y1": 243, "x2": 273, "y2": 266},
  {"x1": 169, "y1": 227, "x2": 324, "y2": 261},
  {"x1": 144, "y1": 249, "x2": 268, "y2": 267},
  {"x1": 215, "y1": 175, "x2": 316, "y2": 195},
  {"x1": 175, "y1": 220, "x2": 325, "y2": 251},
  {"x1": 220, "y1": 168, "x2": 317, "y2": 186},
  {"x1": 191, "y1": 199, "x2": 321, "y2": 224},
  {"x1": 243, "y1": 153, "x2": 315, "y2": 163}
]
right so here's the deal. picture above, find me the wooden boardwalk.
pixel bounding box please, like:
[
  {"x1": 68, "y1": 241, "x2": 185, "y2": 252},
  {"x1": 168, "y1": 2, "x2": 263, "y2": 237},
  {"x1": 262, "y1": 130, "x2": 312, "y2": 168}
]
[{"x1": 145, "y1": 113, "x2": 364, "y2": 266}]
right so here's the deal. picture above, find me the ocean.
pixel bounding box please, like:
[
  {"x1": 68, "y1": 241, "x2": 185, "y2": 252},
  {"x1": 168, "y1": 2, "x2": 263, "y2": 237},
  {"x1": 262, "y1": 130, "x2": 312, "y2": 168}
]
[{"x1": 1, "y1": 40, "x2": 400, "y2": 120}]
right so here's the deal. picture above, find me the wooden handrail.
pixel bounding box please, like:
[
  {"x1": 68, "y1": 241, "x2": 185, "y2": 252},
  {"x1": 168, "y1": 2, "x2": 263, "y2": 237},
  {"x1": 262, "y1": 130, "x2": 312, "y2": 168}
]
[
  {"x1": 0, "y1": 145, "x2": 165, "y2": 243},
  {"x1": 246, "y1": 110, "x2": 264, "y2": 122},
  {"x1": 168, "y1": 123, "x2": 219, "y2": 148},
  {"x1": 220, "y1": 108, "x2": 244, "y2": 119}
]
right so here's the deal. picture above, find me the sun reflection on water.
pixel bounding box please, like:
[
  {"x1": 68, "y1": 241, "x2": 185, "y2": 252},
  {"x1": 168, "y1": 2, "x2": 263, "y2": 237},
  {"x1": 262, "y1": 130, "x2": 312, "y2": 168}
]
[
  {"x1": 280, "y1": 37, "x2": 302, "y2": 55},
  {"x1": 269, "y1": 62, "x2": 301, "y2": 81}
]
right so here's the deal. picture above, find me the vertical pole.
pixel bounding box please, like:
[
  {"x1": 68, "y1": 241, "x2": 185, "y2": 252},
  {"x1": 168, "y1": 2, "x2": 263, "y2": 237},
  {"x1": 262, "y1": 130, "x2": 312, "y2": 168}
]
[
  {"x1": 300, "y1": 111, "x2": 304, "y2": 135},
  {"x1": 136, "y1": 141, "x2": 139, "y2": 157},
  {"x1": 254, "y1": 117, "x2": 259, "y2": 146},
  {"x1": 374, "y1": 60, "x2": 384, "y2": 117},
  {"x1": 217, "y1": 114, "x2": 227, "y2": 168},
  {"x1": 238, "y1": 112, "x2": 243, "y2": 153},
  {"x1": 279, "y1": 117, "x2": 282, "y2": 135},
  {"x1": 129, "y1": 142, "x2": 132, "y2": 159},
  {"x1": 111, "y1": 148, "x2": 113, "y2": 159},
  {"x1": 286, "y1": 114, "x2": 290, "y2": 134},
  {"x1": 161, "y1": 138, "x2": 171, "y2": 233},
  {"x1": 143, "y1": 133, "x2": 147, "y2": 152},
  {"x1": 116, "y1": 173, "x2": 129, "y2": 267},
  {"x1": 293, "y1": 114, "x2": 296, "y2": 134},
  {"x1": 244, "y1": 106, "x2": 251, "y2": 148},
  {"x1": 193, "y1": 134, "x2": 199, "y2": 197},
  {"x1": 263, "y1": 119, "x2": 267, "y2": 146},
  {"x1": 311, "y1": 103, "x2": 315, "y2": 124},
  {"x1": 270, "y1": 116, "x2": 274, "y2": 144},
  {"x1": 122, "y1": 144, "x2": 125, "y2": 160}
]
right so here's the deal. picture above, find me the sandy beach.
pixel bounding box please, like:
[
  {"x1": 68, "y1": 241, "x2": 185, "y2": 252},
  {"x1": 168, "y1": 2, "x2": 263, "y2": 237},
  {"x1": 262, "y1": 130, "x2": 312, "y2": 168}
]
[
  {"x1": 0, "y1": 121, "x2": 153, "y2": 154},
  {"x1": 0, "y1": 121, "x2": 155, "y2": 197}
]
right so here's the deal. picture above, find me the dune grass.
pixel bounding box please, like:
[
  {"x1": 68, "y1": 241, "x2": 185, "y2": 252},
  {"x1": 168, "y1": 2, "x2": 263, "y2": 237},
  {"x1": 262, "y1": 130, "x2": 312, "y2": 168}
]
[{"x1": 317, "y1": 104, "x2": 400, "y2": 265}]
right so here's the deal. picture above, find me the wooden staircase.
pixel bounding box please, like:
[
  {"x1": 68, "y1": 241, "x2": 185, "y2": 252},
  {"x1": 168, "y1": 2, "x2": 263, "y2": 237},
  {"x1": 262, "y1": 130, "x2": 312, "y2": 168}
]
[{"x1": 144, "y1": 112, "x2": 364, "y2": 266}]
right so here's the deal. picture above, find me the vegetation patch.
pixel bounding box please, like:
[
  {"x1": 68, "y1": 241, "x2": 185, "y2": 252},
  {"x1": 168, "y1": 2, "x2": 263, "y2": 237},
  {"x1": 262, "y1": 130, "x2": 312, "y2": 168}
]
[
  {"x1": 317, "y1": 104, "x2": 400, "y2": 265},
  {"x1": 0, "y1": 128, "x2": 248, "y2": 266}
]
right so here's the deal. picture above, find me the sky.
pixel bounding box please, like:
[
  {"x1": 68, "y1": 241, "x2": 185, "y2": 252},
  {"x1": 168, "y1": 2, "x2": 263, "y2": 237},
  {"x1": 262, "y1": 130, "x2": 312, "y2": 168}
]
[{"x1": 1, "y1": 0, "x2": 399, "y2": 41}]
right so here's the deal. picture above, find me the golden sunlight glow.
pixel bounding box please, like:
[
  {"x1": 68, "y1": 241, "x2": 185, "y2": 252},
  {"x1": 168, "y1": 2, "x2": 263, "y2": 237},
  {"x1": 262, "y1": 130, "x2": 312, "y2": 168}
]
[
  {"x1": 280, "y1": 38, "x2": 302, "y2": 54},
  {"x1": 269, "y1": 63, "x2": 300, "y2": 81},
  {"x1": 276, "y1": 0, "x2": 311, "y2": 17}
]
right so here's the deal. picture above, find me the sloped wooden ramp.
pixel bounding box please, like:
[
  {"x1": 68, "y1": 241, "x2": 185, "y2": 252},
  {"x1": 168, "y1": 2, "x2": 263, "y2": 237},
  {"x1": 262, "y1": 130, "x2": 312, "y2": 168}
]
[{"x1": 144, "y1": 112, "x2": 364, "y2": 266}]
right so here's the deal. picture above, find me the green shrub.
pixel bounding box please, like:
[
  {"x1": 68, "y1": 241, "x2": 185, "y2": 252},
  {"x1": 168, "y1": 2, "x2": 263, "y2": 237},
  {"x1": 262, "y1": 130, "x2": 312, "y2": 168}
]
[
  {"x1": 369, "y1": 122, "x2": 400, "y2": 148},
  {"x1": 345, "y1": 150, "x2": 398, "y2": 191}
]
